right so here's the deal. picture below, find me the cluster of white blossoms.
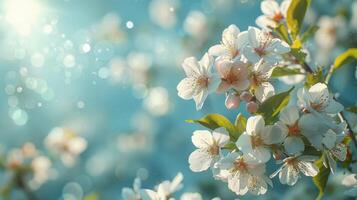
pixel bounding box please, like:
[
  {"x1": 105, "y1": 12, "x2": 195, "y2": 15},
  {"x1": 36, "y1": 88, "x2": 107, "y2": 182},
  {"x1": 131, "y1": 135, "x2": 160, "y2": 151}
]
[
  {"x1": 122, "y1": 173, "x2": 221, "y2": 200},
  {"x1": 177, "y1": 0, "x2": 355, "y2": 197},
  {"x1": 177, "y1": 24, "x2": 290, "y2": 110},
  {"x1": 45, "y1": 127, "x2": 87, "y2": 167},
  {"x1": 3, "y1": 143, "x2": 53, "y2": 189}
]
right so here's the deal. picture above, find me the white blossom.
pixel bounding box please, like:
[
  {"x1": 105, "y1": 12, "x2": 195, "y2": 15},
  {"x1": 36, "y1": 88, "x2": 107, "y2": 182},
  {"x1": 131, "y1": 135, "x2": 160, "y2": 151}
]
[
  {"x1": 297, "y1": 83, "x2": 343, "y2": 115},
  {"x1": 29, "y1": 156, "x2": 52, "y2": 189},
  {"x1": 236, "y1": 115, "x2": 285, "y2": 163},
  {"x1": 216, "y1": 152, "x2": 272, "y2": 195},
  {"x1": 141, "y1": 173, "x2": 183, "y2": 200},
  {"x1": 250, "y1": 60, "x2": 275, "y2": 102},
  {"x1": 256, "y1": 0, "x2": 291, "y2": 29},
  {"x1": 189, "y1": 127, "x2": 229, "y2": 172},
  {"x1": 215, "y1": 59, "x2": 250, "y2": 93},
  {"x1": 44, "y1": 127, "x2": 87, "y2": 167},
  {"x1": 208, "y1": 25, "x2": 248, "y2": 60},
  {"x1": 321, "y1": 129, "x2": 347, "y2": 174},
  {"x1": 270, "y1": 155, "x2": 319, "y2": 186},
  {"x1": 276, "y1": 106, "x2": 305, "y2": 155},
  {"x1": 243, "y1": 26, "x2": 290, "y2": 64},
  {"x1": 177, "y1": 53, "x2": 219, "y2": 110},
  {"x1": 122, "y1": 178, "x2": 142, "y2": 200}
]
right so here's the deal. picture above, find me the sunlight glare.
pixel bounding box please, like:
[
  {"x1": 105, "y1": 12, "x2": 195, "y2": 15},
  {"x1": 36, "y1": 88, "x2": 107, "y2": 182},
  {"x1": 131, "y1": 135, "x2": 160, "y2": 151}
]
[{"x1": 4, "y1": 0, "x2": 43, "y2": 35}]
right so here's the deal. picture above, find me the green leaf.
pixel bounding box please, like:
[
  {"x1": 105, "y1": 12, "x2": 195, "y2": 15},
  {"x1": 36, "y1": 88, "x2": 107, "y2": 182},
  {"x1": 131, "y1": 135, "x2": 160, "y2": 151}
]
[
  {"x1": 301, "y1": 25, "x2": 319, "y2": 43},
  {"x1": 346, "y1": 106, "x2": 357, "y2": 114},
  {"x1": 222, "y1": 142, "x2": 237, "y2": 151},
  {"x1": 274, "y1": 24, "x2": 292, "y2": 44},
  {"x1": 290, "y1": 48, "x2": 307, "y2": 63},
  {"x1": 287, "y1": 0, "x2": 311, "y2": 39},
  {"x1": 313, "y1": 158, "x2": 330, "y2": 200},
  {"x1": 256, "y1": 87, "x2": 294, "y2": 124},
  {"x1": 234, "y1": 113, "x2": 247, "y2": 134},
  {"x1": 271, "y1": 66, "x2": 303, "y2": 77},
  {"x1": 186, "y1": 113, "x2": 240, "y2": 141},
  {"x1": 333, "y1": 48, "x2": 357, "y2": 70},
  {"x1": 305, "y1": 67, "x2": 324, "y2": 88}
]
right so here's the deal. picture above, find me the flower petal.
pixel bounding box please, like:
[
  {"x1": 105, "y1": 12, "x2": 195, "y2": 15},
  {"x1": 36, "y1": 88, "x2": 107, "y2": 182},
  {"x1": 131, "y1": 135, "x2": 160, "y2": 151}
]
[
  {"x1": 192, "y1": 130, "x2": 213, "y2": 148},
  {"x1": 261, "y1": 0, "x2": 280, "y2": 16},
  {"x1": 284, "y1": 136, "x2": 305, "y2": 155},
  {"x1": 212, "y1": 127, "x2": 230, "y2": 146},
  {"x1": 298, "y1": 160, "x2": 319, "y2": 177},
  {"x1": 188, "y1": 149, "x2": 212, "y2": 172},
  {"x1": 182, "y1": 57, "x2": 200, "y2": 77},
  {"x1": 262, "y1": 124, "x2": 285, "y2": 145},
  {"x1": 279, "y1": 106, "x2": 300, "y2": 126},
  {"x1": 193, "y1": 90, "x2": 208, "y2": 110},
  {"x1": 236, "y1": 132, "x2": 253, "y2": 153},
  {"x1": 177, "y1": 78, "x2": 196, "y2": 100},
  {"x1": 246, "y1": 115, "x2": 265, "y2": 135},
  {"x1": 208, "y1": 45, "x2": 227, "y2": 57},
  {"x1": 254, "y1": 82, "x2": 275, "y2": 102}
]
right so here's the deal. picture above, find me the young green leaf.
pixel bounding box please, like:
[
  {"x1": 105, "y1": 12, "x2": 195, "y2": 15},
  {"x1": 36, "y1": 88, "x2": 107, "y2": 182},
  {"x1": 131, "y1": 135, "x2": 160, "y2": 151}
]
[
  {"x1": 271, "y1": 66, "x2": 303, "y2": 77},
  {"x1": 186, "y1": 113, "x2": 240, "y2": 141},
  {"x1": 301, "y1": 25, "x2": 319, "y2": 43},
  {"x1": 313, "y1": 158, "x2": 330, "y2": 200},
  {"x1": 287, "y1": 0, "x2": 311, "y2": 39},
  {"x1": 234, "y1": 113, "x2": 247, "y2": 134},
  {"x1": 274, "y1": 24, "x2": 292, "y2": 44},
  {"x1": 290, "y1": 48, "x2": 307, "y2": 63},
  {"x1": 305, "y1": 67, "x2": 324, "y2": 88},
  {"x1": 333, "y1": 48, "x2": 357, "y2": 70},
  {"x1": 222, "y1": 142, "x2": 237, "y2": 151},
  {"x1": 256, "y1": 87, "x2": 294, "y2": 124},
  {"x1": 346, "y1": 106, "x2": 357, "y2": 114}
]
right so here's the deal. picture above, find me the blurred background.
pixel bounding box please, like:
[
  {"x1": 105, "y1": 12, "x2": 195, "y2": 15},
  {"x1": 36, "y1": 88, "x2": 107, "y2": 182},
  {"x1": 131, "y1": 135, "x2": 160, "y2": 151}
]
[{"x1": 0, "y1": 0, "x2": 356, "y2": 199}]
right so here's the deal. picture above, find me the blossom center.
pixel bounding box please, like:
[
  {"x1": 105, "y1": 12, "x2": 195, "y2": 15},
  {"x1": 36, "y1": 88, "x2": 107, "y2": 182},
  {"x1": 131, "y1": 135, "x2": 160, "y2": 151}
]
[
  {"x1": 254, "y1": 47, "x2": 266, "y2": 57},
  {"x1": 288, "y1": 122, "x2": 300, "y2": 136},
  {"x1": 224, "y1": 69, "x2": 240, "y2": 84},
  {"x1": 234, "y1": 158, "x2": 248, "y2": 171},
  {"x1": 196, "y1": 76, "x2": 209, "y2": 88},
  {"x1": 272, "y1": 12, "x2": 284, "y2": 22},
  {"x1": 208, "y1": 144, "x2": 220, "y2": 156},
  {"x1": 251, "y1": 135, "x2": 264, "y2": 148},
  {"x1": 310, "y1": 102, "x2": 324, "y2": 111}
]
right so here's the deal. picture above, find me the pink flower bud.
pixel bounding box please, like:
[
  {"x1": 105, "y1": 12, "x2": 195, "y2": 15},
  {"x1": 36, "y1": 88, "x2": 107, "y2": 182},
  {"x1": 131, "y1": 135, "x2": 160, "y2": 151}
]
[
  {"x1": 239, "y1": 91, "x2": 253, "y2": 102},
  {"x1": 246, "y1": 101, "x2": 258, "y2": 113},
  {"x1": 225, "y1": 93, "x2": 240, "y2": 110}
]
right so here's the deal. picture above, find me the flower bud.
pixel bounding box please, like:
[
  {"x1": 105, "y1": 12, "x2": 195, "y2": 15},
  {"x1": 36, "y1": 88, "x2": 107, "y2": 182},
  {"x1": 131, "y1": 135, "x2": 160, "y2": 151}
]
[
  {"x1": 225, "y1": 93, "x2": 240, "y2": 110},
  {"x1": 246, "y1": 101, "x2": 258, "y2": 113},
  {"x1": 239, "y1": 91, "x2": 253, "y2": 102}
]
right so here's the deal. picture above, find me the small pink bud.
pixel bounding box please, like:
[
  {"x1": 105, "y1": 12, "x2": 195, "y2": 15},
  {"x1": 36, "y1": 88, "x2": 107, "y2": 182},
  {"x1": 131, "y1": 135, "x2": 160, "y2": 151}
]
[
  {"x1": 239, "y1": 91, "x2": 253, "y2": 102},
  {"x1": 246, "y1": 101, "x2": 258, "y2": 113},
  {"x1": 225, "y1": 93, "x2": 240, "y2": 110}
]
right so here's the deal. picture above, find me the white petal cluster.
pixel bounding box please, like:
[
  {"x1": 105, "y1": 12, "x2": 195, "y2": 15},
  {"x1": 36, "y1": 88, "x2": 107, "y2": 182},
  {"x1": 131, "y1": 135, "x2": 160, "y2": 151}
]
[
  {"x1": 179, "y1": 0, "x2": 352, "y2": 198},
  {"x1": 189, "y1": 128, "x2": 229, "y2": 172},
  {"x1": 122, "y1": 173, "x2": 213, "y2": 200},
  {"x1": 44, "y1": 127, "x2": 87, "y2": 167},
  {"x1": 256, "y1": 0, "x2": 291, "y2": 30},
  {"x1": 177, "y1": 24, "x2": 290, "y2": 110}
]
